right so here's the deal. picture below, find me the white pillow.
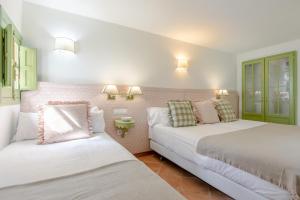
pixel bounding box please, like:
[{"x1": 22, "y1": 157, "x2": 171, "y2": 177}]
[
  {"x1": 147, "y1": 107, "x2": 170, "y2": 127},
  {"x1": 90, "y1": 106, "x2": 105, "y2": 133},
  {"x1": 14, "y1": 107, "x2": 105, "y2": 142},
  {"x1": 14, "y1": 112, "x2": 39, "y2": 141}
]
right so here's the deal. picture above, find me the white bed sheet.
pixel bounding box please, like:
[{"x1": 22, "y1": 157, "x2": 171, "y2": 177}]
[
  {"x1": 0, "y1": 133, "x2": 136, "y2": 188},
  {"x1": 150, "y1": 120, "x2": 290, "y2": 200}
]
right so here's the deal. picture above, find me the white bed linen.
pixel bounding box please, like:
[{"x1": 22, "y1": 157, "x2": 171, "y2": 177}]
[
  {"x1": 150, "y1": 120, "x2": 290, "y2": 200},
  {"x1": 0, "y1": 133, "x2": 136, "y2": 188}
]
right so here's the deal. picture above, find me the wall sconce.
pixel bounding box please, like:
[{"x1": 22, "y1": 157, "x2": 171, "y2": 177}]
[
  {"x1": 127, "y1": 86, "x2": 142, "y2": 100},
  {"x1": 54, "y1": 37, "x2": 75, "y2": 53},
  {"x1": 176, "y1": 55, "x2": 189, "y2": 72},
  {"x1": 101, "y1": 85, "x2": 119, "y2": 100},
  {"x1": 216, "y1": 89, "x2": 229, "y2": 99}
]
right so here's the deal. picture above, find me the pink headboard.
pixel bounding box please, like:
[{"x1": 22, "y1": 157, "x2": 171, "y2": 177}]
[{"x1": 21, "y1": 82, "x2": 239, "y2": 154}]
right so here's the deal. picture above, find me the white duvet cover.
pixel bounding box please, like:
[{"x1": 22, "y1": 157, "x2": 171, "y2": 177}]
[
  {"x1": 150, "y1": 120, "x2": 290, "y2": 200},
  {"x1": 0, "y1": 133, "x2": 136, "y2": 188}
]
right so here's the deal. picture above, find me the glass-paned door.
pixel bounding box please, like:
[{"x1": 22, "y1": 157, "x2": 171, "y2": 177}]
[
  {"x1": 242, "y1": 59, "x2": 265, "y2": 121},
  {"x1": 265, "y1": 52, "x2": 296, "y2": 125}
]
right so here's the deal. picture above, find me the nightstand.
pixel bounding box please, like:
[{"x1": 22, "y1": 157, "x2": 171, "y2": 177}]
[{"x1": 114, "y1": 119, "x2": 135, "y2": 138}]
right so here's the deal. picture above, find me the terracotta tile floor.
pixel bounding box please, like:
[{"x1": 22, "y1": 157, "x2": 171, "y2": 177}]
[{"x1": 137, "y1": 152, "x2": 233, "y2": 200}]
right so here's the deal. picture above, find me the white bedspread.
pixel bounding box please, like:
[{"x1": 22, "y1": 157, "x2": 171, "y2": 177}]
[
  {"x1": 150, "y1": 120, "x2": 290, "y2": 200},
  {"x1": 150, "y1": 119, "x2": 265, "y2": 147},
  {"x1": 149, "y1": 120, "x2": 265, "y2": 163},
  {"x1": 0, "y1": 133, "x2": 136, "y2": 188}
]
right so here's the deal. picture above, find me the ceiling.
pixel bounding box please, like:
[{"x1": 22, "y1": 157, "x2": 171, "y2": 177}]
[{"x1": 24, "y1": 0, "x2": 300, "y2": 53}]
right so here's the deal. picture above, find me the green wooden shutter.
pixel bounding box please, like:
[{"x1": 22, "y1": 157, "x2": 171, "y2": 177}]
[
  {"x1": 0, "y1": 27, "x2": 3, "y2": 86},
  {"x1": 4, "y1": 24, "x2": 13, "y2": 86},
  {"x1": 20, "y1": 46, "x2": 37, "y2": 90}
]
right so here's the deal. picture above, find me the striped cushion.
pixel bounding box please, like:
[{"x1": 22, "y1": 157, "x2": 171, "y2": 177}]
[
  {"x1": 214, "y1": 99, "x2": 237, "y2": 122},
  {"x1": 168, "y1": 100, "x2": 197, "y2": 127}
]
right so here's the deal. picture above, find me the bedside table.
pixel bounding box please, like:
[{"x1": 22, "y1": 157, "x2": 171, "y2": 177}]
[{"x1": 114, "y1": 119, "x2": 135, "y2": 138}]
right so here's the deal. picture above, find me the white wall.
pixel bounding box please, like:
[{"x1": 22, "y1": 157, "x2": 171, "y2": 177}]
[
  {"x1": 0, "y1": 0, "x2": 23, "y2": 32},
  {"x1": 237, "y1": 39, "x2": 300, "y2": 124},
  {"x1": 0, "y1": 105, "x2": 19, "y2": 150},
  {"x1": 22, "y1": 3, "x2": 236, "y2": 90}
]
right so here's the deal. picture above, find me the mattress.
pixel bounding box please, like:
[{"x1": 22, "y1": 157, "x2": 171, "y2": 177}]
[{"x1": 149, "y1": 120, "x2": 290, "y2": 200}]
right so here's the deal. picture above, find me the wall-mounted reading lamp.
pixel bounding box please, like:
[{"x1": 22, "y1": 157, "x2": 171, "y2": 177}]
[
  {"x1": 101, "y1": 85, "x2": 119, "y2": 100},
  {"x1": 126, "y1": 86, "x2": 143, "y2": 100},
  {"x1": 216, "y1": 89, "x2": 229, "y2": 99},
  {"x1": 101, "y1": 85, "x2": 143, "y2": 100}
]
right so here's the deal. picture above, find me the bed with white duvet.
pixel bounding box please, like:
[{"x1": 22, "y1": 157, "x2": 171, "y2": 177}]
[
  {"x1": 0, "y1": 133, "x2": 184, "y2": 200},
  {"x1": 148, "y1": 114, "x2": 291, "y2": 200},
  {"x1": 0, "y1": 105, "x2": 184, "y2": 200}
]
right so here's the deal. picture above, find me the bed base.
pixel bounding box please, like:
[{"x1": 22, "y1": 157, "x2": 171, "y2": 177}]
[{"x1": 150, "y1": 140, "x2": 268, "y2": 200}]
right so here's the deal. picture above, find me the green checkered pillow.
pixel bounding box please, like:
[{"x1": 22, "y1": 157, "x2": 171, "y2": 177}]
[
  {"x1": 168, "y1": 100, "x2": 197, "y2": 127},
  {"x1": 214, "y1": 99, "x2": 237, "y2": 122}
]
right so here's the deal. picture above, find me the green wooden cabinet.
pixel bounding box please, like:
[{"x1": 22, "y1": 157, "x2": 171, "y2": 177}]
[
  {"x1": 20, "y1": 46, "x2": 37, "y2": 90},
  {"x1": 242, "y1": 51, "x2": 297, "y2": 125}
]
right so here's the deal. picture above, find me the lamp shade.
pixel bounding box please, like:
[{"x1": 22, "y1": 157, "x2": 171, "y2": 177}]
[
  {"x1": 216, "y1": 89, "x2": 229, "y2": 96},
  {"x1": 55, "y1": 37, "x2": 75, "y2": 53},
  {"x1": 176, "y1": 56, "x2": 189, "y2": 69},
  {"x1": 127, "y1": 86, "x2": 142, "y2": 95},
  {"x1": 101, "y1": 85, "x2": 119, "y2": 95}
]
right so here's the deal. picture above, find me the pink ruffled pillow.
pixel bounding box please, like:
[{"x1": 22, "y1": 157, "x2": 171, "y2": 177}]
[{"x1": 38, "y1": 101, "x2": 92, "y2": 144}]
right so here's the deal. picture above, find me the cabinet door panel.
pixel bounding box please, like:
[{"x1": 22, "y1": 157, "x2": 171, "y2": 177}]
[
  {"x1": 245, "y1": 64, "x2": 253, "y2": 113},
  {"x1": 242, "y1": 59, "x2": 264, "y2": 121},
  {"x1": 20, "y1": 46, "x2": 37, "y2": 90},
  {"x1": 265, "y1": 52, "x2": 296, "y2": 125},
  {"x1": 253, "y1": 63, "x2": 263, "y2": 113}
]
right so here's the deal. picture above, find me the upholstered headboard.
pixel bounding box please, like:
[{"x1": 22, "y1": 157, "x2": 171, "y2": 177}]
[{"x1": 21, "y1": 82, "x2": 239, "y2": 154}]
